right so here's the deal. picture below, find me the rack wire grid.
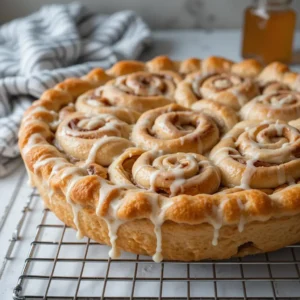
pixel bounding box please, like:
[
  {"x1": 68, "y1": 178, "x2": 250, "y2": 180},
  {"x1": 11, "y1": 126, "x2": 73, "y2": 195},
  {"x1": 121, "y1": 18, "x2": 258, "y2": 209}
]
[{"x1": 8, "y1": 188, "x2": 300, "y2": 300}]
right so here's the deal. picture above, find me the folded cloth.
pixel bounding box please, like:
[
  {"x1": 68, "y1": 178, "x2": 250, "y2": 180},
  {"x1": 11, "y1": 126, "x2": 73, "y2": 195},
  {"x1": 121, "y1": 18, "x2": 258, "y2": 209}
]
[{"x1": 0, "y1": 3, "x2": 151, "y2": 176}]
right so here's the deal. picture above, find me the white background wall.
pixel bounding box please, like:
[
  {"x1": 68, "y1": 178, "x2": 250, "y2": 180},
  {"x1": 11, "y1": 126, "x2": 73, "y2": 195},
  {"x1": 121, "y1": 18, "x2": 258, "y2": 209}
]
[{"x1": 0, "y1": 0, "x2": 299, "y2": 29}]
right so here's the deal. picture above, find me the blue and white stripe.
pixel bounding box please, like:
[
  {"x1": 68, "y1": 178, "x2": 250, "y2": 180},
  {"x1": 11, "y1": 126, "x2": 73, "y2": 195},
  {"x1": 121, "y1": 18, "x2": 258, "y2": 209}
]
[{"x1": 0, "y1": 3, "x2": 151, "y2": 176}]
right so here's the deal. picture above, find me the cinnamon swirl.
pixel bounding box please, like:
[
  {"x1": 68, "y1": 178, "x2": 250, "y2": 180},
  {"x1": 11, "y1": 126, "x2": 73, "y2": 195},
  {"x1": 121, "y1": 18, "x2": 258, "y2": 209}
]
[
  {"x1": 56, "y1": 112, "x2": 133, "y2": 166},
  {"x1": 109, "y1": 148, "x2": 221, "y2": 196},
  {"x1": 97, "y1": 71, "x2": 182, "y2": 113},
  {"x1": 176, "y1": 72, "x2": 259, "y2": 110},
  {"x1": 241, "y1": 91, "x2": 300, "y2": 121},
  {"x1": 210, "y1": 120, "x2": 300, "y2": 189},
  {"x1": 131, "y1": 104, "x2": 220, "y2": 154}
]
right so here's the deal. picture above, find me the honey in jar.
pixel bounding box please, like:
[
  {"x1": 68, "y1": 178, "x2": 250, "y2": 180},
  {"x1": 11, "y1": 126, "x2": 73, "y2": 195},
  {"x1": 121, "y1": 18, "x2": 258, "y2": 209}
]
[{"x1": 242, "y1": 0, "x2": 296, "y2": 64}]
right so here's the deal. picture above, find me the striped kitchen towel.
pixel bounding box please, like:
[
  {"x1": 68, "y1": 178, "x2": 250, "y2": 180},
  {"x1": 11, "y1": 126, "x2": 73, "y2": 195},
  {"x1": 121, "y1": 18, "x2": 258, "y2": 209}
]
[{"x1": 0, "y1": 3, "x2": 151, "y2": 176}]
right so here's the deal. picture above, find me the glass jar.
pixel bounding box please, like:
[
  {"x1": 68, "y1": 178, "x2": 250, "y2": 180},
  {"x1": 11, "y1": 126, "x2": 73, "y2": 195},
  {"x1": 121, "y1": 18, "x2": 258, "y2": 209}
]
[{"x1": 242, "y1": 0, "x2": 296, "y2": 64}]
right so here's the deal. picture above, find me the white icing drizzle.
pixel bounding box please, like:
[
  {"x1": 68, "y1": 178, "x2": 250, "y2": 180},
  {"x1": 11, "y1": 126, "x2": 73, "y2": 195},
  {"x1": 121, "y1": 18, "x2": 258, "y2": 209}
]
[
  {"x1": 192, "y1": 75, "x2": 204, "y2": 97},
  {"x1": 105, "y1": 194, "x2": 124, "y2": 259},
  {"x1": 33, "y1": 157, "x2": 60, "y2": 173},
  {"x1": 209, "y1": 204, "x2": 223, "y2": 246},
  {"x1": 212, "y1": 225, "x2": 221, "y2": 246},
  {"x1": 238, "y1": 158, "x2": 257, "y2": 189},
  {"x1": 23, "y1": 106, "x2": 59, "y2": 130},
  {"x1": 179, "y1": 136, "x2": 185, "y2": 146},
  {"x1": 61, "y1": 167, "x2": 85, "y2": 240},
  {"x1": 133, "y1": 164, "x2": 147, "y2": 182},
  {"x1": 78, "y1": 118, "x2": 103, "y2": 130},
  {"x1": 210, "y1": 146, "x2": 238, "y2": 165},
  {"x1": 86, "y1": 99, "x2": 102, "y2": 106},
  {"x1": 72, "y1": 203, "x2": 84, "y2": 239},
  {"x1": 209, "y1": 197, "x2": 234, "y2": 246},
  {"x1": 85, "y1": 136, "x2": 124, "y2": 166},
  {"x1": 260, "y1": 120, "x2": 273, "y2": 125},
  {"x1": 97, "y1": 181, "x2": 119, "y2": 255},
  {"x1": 116, "y1": 75, "x2": 163, "y2": 96},
  {"x1": 96, "y1": 179, "x2": 120, "y2": 215},
  {"x1": 64, "y1": 115, "x2": 121, "y2": 137},
  {"x1": 149, "y1": 170, "x2": 160, "y2": 192},
  {"x1": 34, "y1": 157, "x2": 69, "y2": 203},
  {"x1": 22, "y1": 133, "x2": 45, "y2": 185},
  {"x1": 22, "y1": 133, "x2": 44, "y2": 155},
  {"x1": 96, "y1": 179, "x2": 129, "y2": 259},
  {"x1": 168, "y1": 155, "x2": 198, "y2": 196},
  {"x1": 274, "y1": 120, "x2": 285, "y2": 136},
  {"x1": 169, "y1": 177, "x2": 185, "y2": 197},
  {"x1": 200, "y1": 87, "x2": 217, "y2": 100},
  {"x1": 106, "y1": 218, "x2": 123, "y2": 259},
  {"x1": 268, "y1": 94, "x2": 295, "y2": 108},
  {"x1": 282, "y1": 142, "x2": 289, "y2": 148},
  {"x1": 148, "y1": 195, "x2": 173, "y2": 262},
  {"x1": 237, "y1": 199, "x2": 246, "y2": 233},
  {"x1": 214, "y1": 78, "x2": 231, "y2": 89},
  {"x1": 230, "y1": 89, "x2": 248, "y2": 107},
  {"x1": 242, "y1": 99, "x2": 258, "y2": 119}
]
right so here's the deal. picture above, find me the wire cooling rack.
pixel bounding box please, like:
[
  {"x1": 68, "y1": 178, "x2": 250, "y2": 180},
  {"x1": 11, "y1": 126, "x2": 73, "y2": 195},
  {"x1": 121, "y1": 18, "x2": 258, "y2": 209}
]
[{"x1": 9, "y1": 189, "x2": 300, "y2": 299}]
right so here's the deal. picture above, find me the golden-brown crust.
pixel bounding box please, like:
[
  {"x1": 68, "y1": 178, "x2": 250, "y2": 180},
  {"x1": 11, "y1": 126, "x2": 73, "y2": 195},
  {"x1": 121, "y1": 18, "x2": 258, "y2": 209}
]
[
  {"x1": 18, "y1": 55, "x2": 300, "y2": 262},
  {"x1": 107, "y1": 60, "x2": 146, "y2": 76},
  {"x1": 201, "y1": 56, "x2": 234, "y2": 75},
  {"x1": 146, "y1": 55, "x2": 177, "y2": 72},
  {"x1": 231, "y1": 59, "x2": 262, "y2": 78},
  {"x1": 258, "y1": 62, "x2": 290, "y2": 85},
  {"x1": 176, "y1": 58, "x2": 202, "y2": 75},
  {"x1": 34, "y1": 172, "x2": 300, "y2": 261}
]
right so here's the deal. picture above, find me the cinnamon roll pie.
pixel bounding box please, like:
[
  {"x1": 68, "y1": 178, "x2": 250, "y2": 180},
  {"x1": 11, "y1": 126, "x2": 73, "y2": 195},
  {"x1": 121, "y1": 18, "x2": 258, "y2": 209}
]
[{"x1": 19, "y1": 56, "x2": 300, "y2": 262}]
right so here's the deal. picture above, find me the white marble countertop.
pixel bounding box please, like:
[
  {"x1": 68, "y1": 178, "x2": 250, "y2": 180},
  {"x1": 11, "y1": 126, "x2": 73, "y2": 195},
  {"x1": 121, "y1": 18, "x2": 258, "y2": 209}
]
[{"x1": 1, "y1": 29, "x2": 300, "y2": 299}]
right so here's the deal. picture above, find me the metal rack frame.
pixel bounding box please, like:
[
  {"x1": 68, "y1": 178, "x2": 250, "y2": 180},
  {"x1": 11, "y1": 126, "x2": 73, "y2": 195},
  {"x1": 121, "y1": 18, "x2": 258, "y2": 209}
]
[{"x1": 7, "y1": 189, "x2": 300, "y2": 299}]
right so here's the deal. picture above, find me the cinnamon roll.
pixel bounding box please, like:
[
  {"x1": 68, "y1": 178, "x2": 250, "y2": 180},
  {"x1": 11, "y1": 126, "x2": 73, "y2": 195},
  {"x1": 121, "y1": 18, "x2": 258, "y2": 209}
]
[
  {"x1": 201, "y1": 56, "x2": 234, "y2": 75},
  {"x1": 210, "y1": 120, "x2": 300, "y2": 189},
  {"x1": 76, "y1": 90, "x2": 140, "y2": 124},
  {"x1": 240, "y1": 91, "x2": 300, "y2": 121},
  {"x1": 175, "y1": 72, "x2": 259, "y2": 110},
  {"x1": 56, "y1": 112, "x2": 133, "y2": 166},
  {"x1": 109, "y1": 148, "x2": 220, "y2": 196},
  {"x1": 131, "y1": 104, "x2": 220, "y2": 154},
  {"x1": 191, "y1": 100, "x2": 238, "y2": 134},
  {"x1": 261, "y1": 82, "x2": 291, "y2": 95},
  {"x1": 257, "y1": 62, "x2": 289, "y2": 86},
  {"x1": 96, "y1": 71, "x2": 182, "y2": 113}
]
